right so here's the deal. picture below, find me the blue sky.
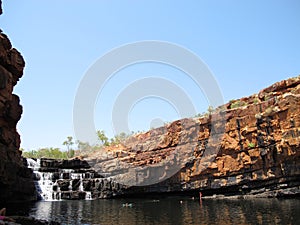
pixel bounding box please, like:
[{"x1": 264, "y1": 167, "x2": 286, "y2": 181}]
[{"x1": 1, "y1": 0, "x2": 299, "y2": 150}]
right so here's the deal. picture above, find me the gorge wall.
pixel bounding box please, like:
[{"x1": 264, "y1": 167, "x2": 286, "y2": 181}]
[
  {"x1": 26, "y1": 77, "x2": 300, "y2": 201},
  {"x1": 0, "y1": 3, "x2": 36, "y2": 203},
  {"x1": 85, "y1": 75, "x2": 300, "y2": 198}
]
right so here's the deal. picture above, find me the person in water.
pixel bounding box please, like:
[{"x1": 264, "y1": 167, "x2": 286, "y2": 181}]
[{"x1": 0, "y1": 208, "x2": 15, "y2": 222}]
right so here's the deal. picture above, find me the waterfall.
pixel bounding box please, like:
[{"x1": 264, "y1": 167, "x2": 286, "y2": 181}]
[{"x1": 27, "y1": 158, "x2": 97, "y2": 201}]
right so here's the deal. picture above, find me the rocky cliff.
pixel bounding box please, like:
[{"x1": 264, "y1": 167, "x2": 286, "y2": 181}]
[
  {"x1": 86, "y1": 75, "x2": 300, "y2": 198},
  {"x1": 26, "y1": 77, "x2": 300, "y2": 201},
  {"x1": 0, "y1": 6, "x2": 36, "y2": 203}
]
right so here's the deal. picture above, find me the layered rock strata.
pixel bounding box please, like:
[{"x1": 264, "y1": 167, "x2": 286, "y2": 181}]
[
  {"x1": 0, "y1": 26, "x2": 36, "y2": 202},
  {"x1": 87, "y1": 76, "x2": 300, "y2": 198},
  {"x1": 24, "y1": 76, "x2": 300, "y2": 200}
]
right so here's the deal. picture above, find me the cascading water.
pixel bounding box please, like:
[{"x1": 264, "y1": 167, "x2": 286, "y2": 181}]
[{"x1": 26, "y1": 158, "x2": 107, "y2": 201}]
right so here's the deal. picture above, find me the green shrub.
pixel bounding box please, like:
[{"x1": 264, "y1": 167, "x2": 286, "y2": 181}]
[
  {"x1": 248, "y1": 142, "x2": 255, "y2": 148},
  {"x1": 253, "y1": 97, "x2": 259, "y2": 104},
  {"x1": 230, "y1": 100, "x2": 247, "y2": 109}
]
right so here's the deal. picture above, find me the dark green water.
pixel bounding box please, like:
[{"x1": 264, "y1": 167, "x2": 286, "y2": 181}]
[{"x1": 9, "y1": 197, "x2": 300, "y2": 225}]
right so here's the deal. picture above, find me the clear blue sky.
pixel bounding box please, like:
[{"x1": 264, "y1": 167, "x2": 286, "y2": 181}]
[{"x1": 1, "y1": 0, "x2": 299, "y2": 150}]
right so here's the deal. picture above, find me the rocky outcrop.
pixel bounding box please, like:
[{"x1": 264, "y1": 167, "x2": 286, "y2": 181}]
[
  {"x1": 0, "y1": 30, "x2": 36, "y2": 202},
  {"x1": 87, "y1": 75, "x2": 300, "y2": 198}
]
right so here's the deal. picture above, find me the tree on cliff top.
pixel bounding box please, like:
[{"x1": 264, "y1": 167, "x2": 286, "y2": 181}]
[
  {"x1": 63, "y1": 136, "x2": 74, "y2": 158},
  {"x1": 110, "y1": 132, "x2": 128, "y2": 145},
  {"x1": 97, "y1": 130, "x2": 110, "y2": 146}
]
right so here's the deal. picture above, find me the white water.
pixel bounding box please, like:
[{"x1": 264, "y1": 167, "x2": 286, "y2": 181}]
[{"x1": 27, "y1": 159, "x2": 94, "y2": 201}]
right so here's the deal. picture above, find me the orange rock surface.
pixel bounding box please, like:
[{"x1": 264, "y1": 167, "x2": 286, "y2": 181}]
[{"x1": 89, "y1": 76, "x2": 300, "y2": 196}]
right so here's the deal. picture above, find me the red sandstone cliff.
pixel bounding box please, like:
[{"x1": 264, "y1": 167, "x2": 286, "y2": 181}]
[
  {"x1": 0, "y1": 5, "x2": 36, "y2": 202},
  {"x1": 87, "y1": 76, "x2": 300, "y2": 198}
]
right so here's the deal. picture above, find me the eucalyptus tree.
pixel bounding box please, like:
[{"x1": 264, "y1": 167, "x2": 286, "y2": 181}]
[{"x1": 63, "y1": 136, "x2": 74, "y2": 158}]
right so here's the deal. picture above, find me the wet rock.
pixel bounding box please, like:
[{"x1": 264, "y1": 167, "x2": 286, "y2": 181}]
[{"x1": 39, "y1": 158, "x2": 90, "y2": 170}]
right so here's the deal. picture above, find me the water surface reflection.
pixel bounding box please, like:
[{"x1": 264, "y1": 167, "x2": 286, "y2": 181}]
[{"x1": 29, "y1": 197, "x2": 299, "y2": 225}]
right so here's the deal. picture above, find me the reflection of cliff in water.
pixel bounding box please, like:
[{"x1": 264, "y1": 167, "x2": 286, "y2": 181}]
[{"x1": 28, "y1": 197, "x2": 300, "y2": 225}]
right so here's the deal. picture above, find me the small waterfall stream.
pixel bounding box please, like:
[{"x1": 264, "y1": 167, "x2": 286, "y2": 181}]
[{"x1": 26, "y1": 158, "x2": 119, "y2": 201}]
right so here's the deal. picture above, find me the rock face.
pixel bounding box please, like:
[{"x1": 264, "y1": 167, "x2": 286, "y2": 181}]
[
  {"x1": 0, "y1": 30, "x2": 36, "y2": 202},
  {"x1": 87, "y1": 75, "x2": 300, "y2": 198},
  {"x1": 24, "y1": 76, "x2": 300, "y2": 201}
]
